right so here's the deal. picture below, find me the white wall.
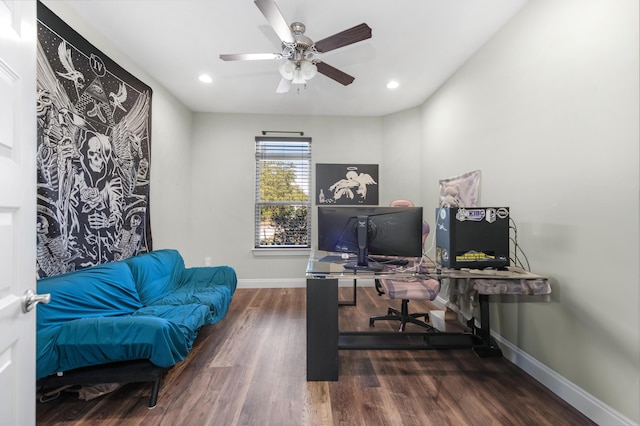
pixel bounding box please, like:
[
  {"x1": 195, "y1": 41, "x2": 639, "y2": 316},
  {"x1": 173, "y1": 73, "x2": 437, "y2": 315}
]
[
  {"x1": 188, "y1": 113, "x2": 383, "y2": 279},
  {"x1": 146, "y1": 94, "x2": 194, "y2": 254},
  {"x1": 381, "y1": 107, "x2": 423, "y2": 204},
  {"x1": 419, "y1": 0, "x2": 639, "y2": 423}
]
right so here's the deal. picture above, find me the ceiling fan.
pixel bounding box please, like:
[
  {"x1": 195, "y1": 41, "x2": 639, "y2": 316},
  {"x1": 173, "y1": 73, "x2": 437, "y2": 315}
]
[{"x1": 220, "y1": 0, "x2": 372, "y2": 93}]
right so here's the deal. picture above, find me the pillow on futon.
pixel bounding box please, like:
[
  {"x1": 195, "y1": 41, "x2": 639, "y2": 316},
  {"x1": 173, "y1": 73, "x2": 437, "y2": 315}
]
[
  {"x1": 123, "y1": 249, "x2": 186, "y2": 305},
  {"x1": 37, "y1": 260, "x2": 143, "y2": 328}
]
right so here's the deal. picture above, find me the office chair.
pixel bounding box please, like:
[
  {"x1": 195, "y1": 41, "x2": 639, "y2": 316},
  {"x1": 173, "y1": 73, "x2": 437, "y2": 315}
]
[{"x1": 369, "y1": 200, "x2": 440, "y2": 332}]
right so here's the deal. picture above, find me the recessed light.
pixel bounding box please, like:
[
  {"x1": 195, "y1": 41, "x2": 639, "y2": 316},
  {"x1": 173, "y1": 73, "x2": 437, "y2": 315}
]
[
  {"x1": 386, "y1": 80, "x2": 399, "y2": 89},
  {"x1": 199, "y1": 74, "x2": 213, "y2": 84}
]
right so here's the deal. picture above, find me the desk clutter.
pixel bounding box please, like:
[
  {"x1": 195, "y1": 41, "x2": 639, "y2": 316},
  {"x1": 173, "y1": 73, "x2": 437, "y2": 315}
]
[{"x1": 440, "y1": 267, "x2": 551, "y2": 324}]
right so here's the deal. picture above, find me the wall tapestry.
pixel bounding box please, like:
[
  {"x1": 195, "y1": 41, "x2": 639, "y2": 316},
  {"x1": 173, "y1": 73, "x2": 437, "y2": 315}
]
[
  {"x1": 36, "y1": 2, "x2": 152, "y2": 278},
  {"x1": 438, "y1": 170, "x2": 481, "y2": 208},
  {"x1": 316, "y1": 163, "x2": 378, "y2": 205}
]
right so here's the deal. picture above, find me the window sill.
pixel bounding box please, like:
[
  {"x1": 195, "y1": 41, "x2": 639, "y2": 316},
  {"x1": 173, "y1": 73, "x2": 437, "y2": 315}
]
[{"x1": 252, "y1": 248, "x2": 311, "y2": 257}]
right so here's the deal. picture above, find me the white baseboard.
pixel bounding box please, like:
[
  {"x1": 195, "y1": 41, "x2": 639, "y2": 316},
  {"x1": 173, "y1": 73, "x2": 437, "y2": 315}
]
[
  {"x1": 237, "y1": 283, "x2": 636, "y2": 426},
  {"x1": 237, "y1": 278, "x2": 305, "y2": 288},
  {"x1": 494, "y1": 334, "x2": 636, "y2": 426},
  {"x1": 431, "y1": 296, "x2": 636, "y2": 426}
]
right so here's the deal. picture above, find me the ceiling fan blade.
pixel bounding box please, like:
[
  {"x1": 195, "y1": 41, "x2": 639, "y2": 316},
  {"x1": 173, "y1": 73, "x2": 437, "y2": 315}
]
[
  {"x1": 276, "y1": 77, "x2": 291, "y2": 93},
  {"x1": 316, "y1": 62, "x2": 355, "y2": 86},
  {"x1": 314, "y1": 23, "x2": 372, "y2": 53},
  {"x1": 254, "y1": 0, "x2": 295, "y2": 44},
  {"x1": 219, "y1": 53, "x2": 282, "y2": 61}
]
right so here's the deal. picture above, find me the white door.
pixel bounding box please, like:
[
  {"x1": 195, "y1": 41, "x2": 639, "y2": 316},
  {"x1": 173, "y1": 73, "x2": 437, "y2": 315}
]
[{"x1": 0, "y1": 1, "x2": 37, "y2": 425}]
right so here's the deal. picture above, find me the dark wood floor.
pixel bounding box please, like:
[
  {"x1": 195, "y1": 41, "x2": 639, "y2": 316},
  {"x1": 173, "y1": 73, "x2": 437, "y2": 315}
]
[{"x1": 36, "y1": 287, "x2": 595, "y2": 426}]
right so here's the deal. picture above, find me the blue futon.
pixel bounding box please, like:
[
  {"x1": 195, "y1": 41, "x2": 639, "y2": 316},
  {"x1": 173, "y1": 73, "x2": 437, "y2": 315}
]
[{"x1": 36, "y1": 249, "x2": 236, "y2": 406}]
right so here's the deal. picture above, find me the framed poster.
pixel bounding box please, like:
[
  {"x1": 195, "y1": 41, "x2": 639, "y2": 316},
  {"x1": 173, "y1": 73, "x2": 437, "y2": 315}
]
[
  {"x1": 316, "y1": 164, "x2": 379, "y2": 205},
  {"x1": 36, "y1": 2, "x2": 153, "y2": 277}
]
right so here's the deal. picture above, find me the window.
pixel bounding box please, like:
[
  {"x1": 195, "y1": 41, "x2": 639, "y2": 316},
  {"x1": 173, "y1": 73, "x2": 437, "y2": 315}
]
[{"x1": 255, "y1": 136, "x2": 311, "y2": 248}]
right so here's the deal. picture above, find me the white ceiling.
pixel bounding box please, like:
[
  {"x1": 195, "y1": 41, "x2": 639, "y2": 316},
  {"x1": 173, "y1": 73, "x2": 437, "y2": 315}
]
[{"x1": 62, "y1": 0, "x2": 528, "y2": 117}]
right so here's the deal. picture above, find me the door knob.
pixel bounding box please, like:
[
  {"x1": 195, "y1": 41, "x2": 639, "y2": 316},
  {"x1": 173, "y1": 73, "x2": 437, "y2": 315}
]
[{"x1": 22, "y1": 288, "x2": 51, "y2": 313}]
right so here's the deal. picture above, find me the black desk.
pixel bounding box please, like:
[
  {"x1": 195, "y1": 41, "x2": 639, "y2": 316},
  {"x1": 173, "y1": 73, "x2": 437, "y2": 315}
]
[{"x1": 306, "y1": 251, "x2": 550, "y2": 381}]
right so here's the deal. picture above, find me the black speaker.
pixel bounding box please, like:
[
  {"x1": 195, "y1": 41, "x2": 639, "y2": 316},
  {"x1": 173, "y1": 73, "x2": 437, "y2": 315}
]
[{"x1": 435, "y1": 207, "x2": 510, "y2": 269}]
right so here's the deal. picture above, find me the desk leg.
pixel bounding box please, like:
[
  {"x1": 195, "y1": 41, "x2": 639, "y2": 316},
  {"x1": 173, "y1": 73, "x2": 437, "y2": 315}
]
[
  {"x1": 338, "y1": 279, "x2": 357, "y2": 306},
  {"x1": 473, "y1": 294, "x2": 503, "y2": 357},
  {"x1": 307, "y1": 278, "x2": 339, "y2": 381}
]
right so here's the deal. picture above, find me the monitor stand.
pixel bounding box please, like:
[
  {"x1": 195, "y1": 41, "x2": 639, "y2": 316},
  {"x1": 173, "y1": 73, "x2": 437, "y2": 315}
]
[
  {"x1": 343, "y1": 214, "x2": 384, "y2": 272},
  {"x1": 343, "y1": 260, "x2": 384, "y2": 272}
]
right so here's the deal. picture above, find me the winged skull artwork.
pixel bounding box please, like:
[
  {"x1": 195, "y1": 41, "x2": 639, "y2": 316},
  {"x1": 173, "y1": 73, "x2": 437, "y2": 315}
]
[{"x1": 36, "y1": 15, "x2": 152, "y2": 278}]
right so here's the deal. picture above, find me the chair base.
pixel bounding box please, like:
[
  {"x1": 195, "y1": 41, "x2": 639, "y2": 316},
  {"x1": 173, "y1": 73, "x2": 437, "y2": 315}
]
[{"x1": 369, "y1": 299, "x2": 438, "y2": 332}]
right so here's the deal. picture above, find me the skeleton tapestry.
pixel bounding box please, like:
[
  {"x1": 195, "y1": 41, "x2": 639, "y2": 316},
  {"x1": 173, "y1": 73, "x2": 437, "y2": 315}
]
[{"x1": 36, "y1": 3, "x2": 153, "y2": 278}]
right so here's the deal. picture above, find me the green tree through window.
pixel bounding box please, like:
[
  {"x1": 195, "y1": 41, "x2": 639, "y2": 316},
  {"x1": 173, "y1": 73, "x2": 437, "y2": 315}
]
[{"x1": 255, "y1": 137, "x2": 311, "y2": 248}]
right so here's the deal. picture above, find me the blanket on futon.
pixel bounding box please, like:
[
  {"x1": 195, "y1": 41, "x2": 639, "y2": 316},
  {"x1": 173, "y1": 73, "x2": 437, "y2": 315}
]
[{"x1": 36, "y1": 249, "x2": 236, "y2": 380}]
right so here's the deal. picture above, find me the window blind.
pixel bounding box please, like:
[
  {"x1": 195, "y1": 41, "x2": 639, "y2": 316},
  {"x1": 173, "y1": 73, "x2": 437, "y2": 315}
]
[{"x1": 255, "y1": 136, "x2": 312, "y2": 248}]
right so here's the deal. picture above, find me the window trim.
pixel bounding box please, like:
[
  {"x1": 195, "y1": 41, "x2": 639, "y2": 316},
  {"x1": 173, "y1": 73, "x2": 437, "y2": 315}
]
[{"x1": 254, "y1": 136, "x2": 312, "y2": 249}]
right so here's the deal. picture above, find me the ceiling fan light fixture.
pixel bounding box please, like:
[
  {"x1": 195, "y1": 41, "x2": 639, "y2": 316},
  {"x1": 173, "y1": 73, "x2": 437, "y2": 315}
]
[
  {"x1": 279, "y1": 61, "x2": 296, "y2": 80},
  {"x1": 282, "y1": 61, "x2": 316, "y2": 85},
  {"x1": 300, "y1": 61, "x2": 317, "y2": 80},
  {"x1": 292, "y1": 67, "x2": 306, "y2": 85}
]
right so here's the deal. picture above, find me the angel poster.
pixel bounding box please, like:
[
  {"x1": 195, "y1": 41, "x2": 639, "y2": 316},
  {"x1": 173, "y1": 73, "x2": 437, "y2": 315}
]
[
  {"x1": 316, "y1": 164, "x2": 379, "y2": 205},
  {"x1": 36, "y1": 2, "x2": 152, "y2": 277}
]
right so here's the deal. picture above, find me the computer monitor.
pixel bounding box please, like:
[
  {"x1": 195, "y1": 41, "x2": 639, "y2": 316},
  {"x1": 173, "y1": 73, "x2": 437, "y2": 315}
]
[{"x1": 317, "y1": 206, "x2": 424, "y2": 271}]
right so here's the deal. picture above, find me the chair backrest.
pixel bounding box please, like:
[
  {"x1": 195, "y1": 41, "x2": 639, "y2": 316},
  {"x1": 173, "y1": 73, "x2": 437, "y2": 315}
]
[
  {"x1": 389, "y1": 200, "x2": 429, "y2": 249},
  {"x1": 389, "y1": 199, "x2": 414, "y2": 208}
]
